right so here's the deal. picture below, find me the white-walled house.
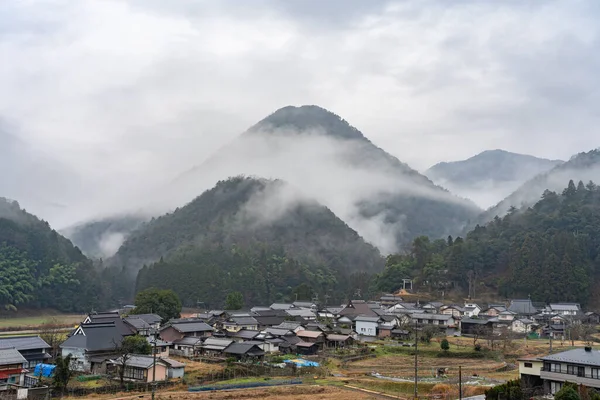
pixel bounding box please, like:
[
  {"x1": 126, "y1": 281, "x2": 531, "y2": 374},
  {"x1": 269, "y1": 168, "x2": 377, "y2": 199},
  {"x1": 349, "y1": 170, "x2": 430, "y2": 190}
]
[
  {"x1": 464, "y1": 302, "x2": 481, "y2": 318},
  {"x1": 511, "y1": 318, "x2": 535, "y2": 334},
  {"x1": 355, "y1": 316, "x2": 380, "y2": 337}
]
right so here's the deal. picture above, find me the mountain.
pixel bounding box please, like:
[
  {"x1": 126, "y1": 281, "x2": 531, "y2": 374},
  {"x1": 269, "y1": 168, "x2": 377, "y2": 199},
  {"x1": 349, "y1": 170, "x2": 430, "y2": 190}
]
[
  {"x1": 110, "y1": 176, "x2": 384, "y2": 304},
  {"x1": 479, "y1": 149, "x2": 600, "y2": 224},
  {"x1": 62, "y1": 215, "x2": 148, "y2": 259},
  {"x1": 426, "y1": 149, "x2": 563, "y2": 208},
  {"x1": 0, "y1": 198, "x2": 109, "y2": 312},
  {"x1": 168, "y1": 105, "x2": 480, "y2": 253},
  {"x1": 372, "y1": 179, "x2": 600, "y2": 305}
]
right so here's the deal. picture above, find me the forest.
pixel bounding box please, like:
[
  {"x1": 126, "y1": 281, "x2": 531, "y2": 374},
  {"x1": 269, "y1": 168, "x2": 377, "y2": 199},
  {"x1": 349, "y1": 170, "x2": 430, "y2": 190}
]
[
  {"x1": 0, "y1": 198, "x2": 110, "y2": 312},
  {"x1": 371, "y1": 180, "x2": 600, "y2": 306}
]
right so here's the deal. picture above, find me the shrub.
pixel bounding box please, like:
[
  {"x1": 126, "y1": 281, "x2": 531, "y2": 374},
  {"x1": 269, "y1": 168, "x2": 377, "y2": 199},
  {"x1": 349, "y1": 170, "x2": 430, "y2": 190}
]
[{"x1": 441, "y1": 339, "x2": 450, "y2": 352}]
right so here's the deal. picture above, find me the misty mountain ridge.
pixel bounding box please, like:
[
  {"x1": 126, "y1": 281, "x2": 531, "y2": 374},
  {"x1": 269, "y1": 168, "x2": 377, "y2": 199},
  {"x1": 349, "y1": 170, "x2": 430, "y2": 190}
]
[
  {"x1": 426, "y1": 149, "x2": 564, "y2": 208},
  {"x1": 109, "y1": 176, "x2": 383, "y2": 273},
  {"x1": 478, "y1": 148, "x2": 600, "y2": 224},
  {"x1": 168, "y1": 105, "x2": 480, "y2": 254}
]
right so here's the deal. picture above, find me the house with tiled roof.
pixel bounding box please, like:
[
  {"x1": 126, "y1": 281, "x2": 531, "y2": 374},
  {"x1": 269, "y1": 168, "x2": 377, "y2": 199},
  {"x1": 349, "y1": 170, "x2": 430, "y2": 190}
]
[
  {"x1": 159, "y1": 319, "x2": 214, "y2": 342},
  {"x1": 0, "y1": 336, "x2": 51, "y2": 369},
  {"x1": 0, "y1": 348, "x2": 27, "y2": 390}
]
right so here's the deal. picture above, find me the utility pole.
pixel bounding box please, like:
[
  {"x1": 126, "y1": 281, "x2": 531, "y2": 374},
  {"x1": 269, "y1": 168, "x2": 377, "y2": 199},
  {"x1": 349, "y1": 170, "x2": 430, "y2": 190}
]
[
  {"x1": 414, "y1": 319, "x2": 418, "y2": 400},
  {"x1": 459, "y1": 365, "x2": 462, "y2": 400},
  {"x1": 151, "y1": 330, "x2": 157, "y2": 400}
]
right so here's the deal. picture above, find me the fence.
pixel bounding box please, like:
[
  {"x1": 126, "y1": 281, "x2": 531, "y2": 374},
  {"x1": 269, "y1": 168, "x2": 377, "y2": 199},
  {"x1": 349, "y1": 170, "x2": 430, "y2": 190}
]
[{"x1": 61, "y1": 379, "x2": 178, "y2": 397}]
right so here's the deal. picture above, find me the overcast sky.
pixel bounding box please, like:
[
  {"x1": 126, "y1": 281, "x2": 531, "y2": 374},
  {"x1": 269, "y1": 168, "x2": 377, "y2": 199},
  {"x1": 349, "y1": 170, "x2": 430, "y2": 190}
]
[{"x1": 1, "y1": 0, "x2": 600, "y2": 226}]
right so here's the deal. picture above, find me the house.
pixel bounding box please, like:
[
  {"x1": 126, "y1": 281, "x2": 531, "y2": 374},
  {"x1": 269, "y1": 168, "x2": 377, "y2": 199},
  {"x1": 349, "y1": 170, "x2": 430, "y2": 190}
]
[
  {"x1": 0, "y1": 348, "x2": 27, "y2": 390},
  {"x1": 387, "y1": 303, "x2": 419, "y2": 313},
  {"x1": 60, "y1": 322, "x2": 126, "y2": 372},
  {"x1": 498, "y1": 310, "x2": 517, "y2": 322},
  {"x1": 378, "y1": 315, "x2": 398, "y2": 338},
  {"x1": 293, "y1": 301, "x2": 317, "y2": 309},
  {"x1": 545, "y1": 303, "x2": 581, "y2": 316},
  {"x1": 227, "y1": 329, "x2": 260, "y2": 343},
  {"x1": 463, "y1": 302, "x2": 481, "y2": 318},
  {"x1": 339, "y1": 300, "x2": 380, "y2": 318},
  {"x1": 380, "y1": 294, "x2": 403, "y2": 307},
  {"x1": 411, "y1": 313, "x2": 459, "y2": 336},
  {"x1": 200, "y1": 338, "x2": 233, "y2": 357},
  {"x1": 584, "y1": 312, "x2": 600, "y2": 325},
  {"x1": 160, "y1": 319, "x2": 214, "y2": 342},
  {"x1": 162, "y1": 358, "x2": 185, "y2": 379},
  {"x1": 325, "y1": 334, "x2": 354, "y2": 348},
  {"x1": 127, "y1": 314, "x2": 161, "y2": 330},
  {"x1": 440, "y1": 305, "x2": 465, "y2": 318},
  {"x1": 223, "y1": 343, "x2": 265, "y2": 360},
  {"x1": 508, "y1": 299, "x2": 538, "y2": 317},
  {"x1": 272, "y1": 322, "x2": 304, "y2": 333},
  {"x1": 511, "y1": 318, "x2": 535, "y2": 334},
  {"x1": 460, "y1": 318, "x2": 493, "y2": 336},
  {"x1": 422, "y1": 302, "x2": 444, "y2": 313},
  {"x1": 539, "y1": 347, "x2": 600, "y2": 394},
  {"x1": 171, "y1": 337, "x2": 203, "y2": 357},
  {"x1": 0, "y1": 336, "x2": 51, "y2": 369},
  {"x1": 124, "y1": 317, "x2": 153, "y2": 337},
  {"x1": 518, "y1": 356, "x2": 544, "y2": 395},
  {"x1": 148, "y1": 338, "x2": 169, "y2": 358},
  {"x1": 295, "y1": 341, "x2": 319, "y2": 355},
  {"x1": 296, "y1": 330, "x2": 325, "y2": 349},
  {"x1": 83, "y1": 312, "x2": 137, "y2": 336},
  {"x1": 108, "y1": 355, "x2": 167, "y2": 382},
  {"x1": 481, "y1": 304, "x2": 507, "y2": 317},
  {"x1": 253, "y1": 315, "x2": 286, "y2": 330},
  {"x1": 391, "y1": 329, "x2": 411, "y2": 340},
  {"x1": 285, "y1": 309, "x2": 316, "y2": 321},
  {"x1": 222, "y1": 317, "x2": 259, "y2": 332},
  {"x1": 355, "y1": 316, "x2": 380, "y2": 337}
]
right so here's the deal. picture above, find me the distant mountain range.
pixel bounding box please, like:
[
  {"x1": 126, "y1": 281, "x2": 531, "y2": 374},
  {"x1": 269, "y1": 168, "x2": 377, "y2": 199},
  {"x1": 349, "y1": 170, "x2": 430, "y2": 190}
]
[
  {"x1": 426, "y1": 149, "x2": 563, "y2": 209},
  {"x1": 479, "y1": 149, "x2": 600, "y2": 224}
]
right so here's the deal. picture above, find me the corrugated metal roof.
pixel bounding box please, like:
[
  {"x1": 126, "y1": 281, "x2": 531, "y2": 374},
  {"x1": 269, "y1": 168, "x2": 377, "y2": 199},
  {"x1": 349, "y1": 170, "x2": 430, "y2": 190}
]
[
  {"x1": 296, "y1": 330, "x2": 323, "y2": 338},
  {"x1": 541, "y1": 348, "x2": 600, "y2": 366}
]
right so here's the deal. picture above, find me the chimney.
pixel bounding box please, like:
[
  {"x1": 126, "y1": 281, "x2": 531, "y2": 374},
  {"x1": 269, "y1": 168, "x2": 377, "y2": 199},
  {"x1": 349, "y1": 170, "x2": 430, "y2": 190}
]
[{"x1": 585, "y1": 346, "x2": 592, "y2": 352}]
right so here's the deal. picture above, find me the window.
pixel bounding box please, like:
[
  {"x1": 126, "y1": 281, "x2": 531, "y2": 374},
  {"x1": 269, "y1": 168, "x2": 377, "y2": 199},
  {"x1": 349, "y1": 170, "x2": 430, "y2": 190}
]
[
  {"x1": 551, "y1": 381, "x2": 563, "y2": 394},
  {"x1": 124, "y1": 367, "x2": 145, "y2": 381},
  {"x1": 592, "y1": 368, "x2": 599, "y2": 379},
  {"x1": 552, "y1": 363, "x2": 562, "y2": 373},
  {"x1": 567, "y1": 365, "x2": 575, "y2": 375},
  {"x1": 524, "y1": 363, "x2": 533, "y2": 368}
]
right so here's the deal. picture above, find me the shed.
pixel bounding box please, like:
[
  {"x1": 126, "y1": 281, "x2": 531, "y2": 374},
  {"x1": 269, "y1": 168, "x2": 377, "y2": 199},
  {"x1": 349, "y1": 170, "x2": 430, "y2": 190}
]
[{"x1": 161, "y1": 358, "x2": 186, "y2": 379}]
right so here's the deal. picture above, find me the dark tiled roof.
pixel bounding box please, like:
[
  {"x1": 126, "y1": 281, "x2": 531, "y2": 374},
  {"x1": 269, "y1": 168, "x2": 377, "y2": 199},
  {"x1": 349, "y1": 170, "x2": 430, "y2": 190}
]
[
  {"x1": 231, "y1": 316, "x2": 258, "y2": 326},
  {"x1": 508, "y1": 299, "x2": 538, "y2": 315},
  {"x1": 0, "y1": 348, "x2": 27, "y2": 365},
  {"x1": 541, "y1": 348, "x2": 600, "y2": 366},
  {"x1": 273, "y1": 322, "x2": 303, "y2": 330},
  {"x1": 0, "y1": 336, "x2": 50, "y2": 351},
  {"x1": 170, "y1": 320, "x2": 214, "y2": 333},
  {"x1": 124, "y1": 317, "x2": 151, "y2": 331},
  {"x1": 227, "y1": 330, "x2": 260, "y2": 340},
  {"x1": 111, "y1": 355, "x2": 166, "y2": 369},
  {"x1": 61, "y1": 322, "x2": 123, "y2": 352},
  {"x1": 224, "y1": 343, "x2": 265, "y2": 356},
  {"x1": 131, "y1": 314, "x2": 162, "y2": 325},
  {"x1": 254, "y1": 316, "x2": 285, "y2": 326},
  {"x1": 339, "y1": 300, "x2": 379, "y2": 317}
]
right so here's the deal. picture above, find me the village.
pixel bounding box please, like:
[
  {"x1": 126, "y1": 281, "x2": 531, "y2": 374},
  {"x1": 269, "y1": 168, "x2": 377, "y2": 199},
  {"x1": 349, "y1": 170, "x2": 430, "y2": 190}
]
[{"x1": 1, "y1": 292, "x2": 600, "y2": 399}]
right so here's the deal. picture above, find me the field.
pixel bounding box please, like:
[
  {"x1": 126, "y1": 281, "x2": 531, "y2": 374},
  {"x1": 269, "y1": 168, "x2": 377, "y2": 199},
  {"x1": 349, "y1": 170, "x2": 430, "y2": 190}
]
[{"x1": 0, "y1": 312, "x2": 83, "y2": 332}]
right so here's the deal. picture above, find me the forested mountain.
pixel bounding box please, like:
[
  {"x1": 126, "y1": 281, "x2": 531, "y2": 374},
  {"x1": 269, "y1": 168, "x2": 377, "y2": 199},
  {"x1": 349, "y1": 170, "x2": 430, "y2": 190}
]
[
  {"x1": 170, "y1": 105, "x2": 480, "y2": 253},
  {"x1": 111, "y1": 176, "x2": 384, "y2": 304},
  {"x1": 62, "y1": 215, "x2": 148, "y2": 259},
  {"x1": 371, "y1": 179, "x2": 600, "y2": 306},
  {"x1": 479, "y1": 149, "x2": 600, "y2": 224},
  {"x1": 0, "y1": 198, "x2": 109, "y2": 312},
  {"x1": 426, "y1": 149, "x2": 563, "y2": 208}
]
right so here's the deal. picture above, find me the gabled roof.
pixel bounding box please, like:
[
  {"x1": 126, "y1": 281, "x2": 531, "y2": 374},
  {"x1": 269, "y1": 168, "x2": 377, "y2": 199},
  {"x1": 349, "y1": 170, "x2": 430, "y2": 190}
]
[
  {"x1": 172, "y1": 337, "x2": 203, "y2": 346},
  {"x1": 0, "y1": 336, "x2": 50, "y2": 351},
  {"x1": 202, "y1": 338, "x2": 233, "y2": 350},
  {"x1": 339, "y1": 300, "x2": 379, "y2": 317},
  {"x1": 293, "y1": 301, "x2": 315, "y2": 308},
  {"x1": 227, "y1": 329, "x2": 260, "y2": 340},
  {"x1": 60, "y1": 322, "x2": 124, "y2": 352},
  {"x1": 326, "y1": 334, "x2": 351, "y2": 342},
  {"x1": 265, "y1": 328, "x2": 294, "y2": 337},
  {"x1": 0, "y1": 348, "x2": 27, "y2": 365},
  {"x1": 296, "y1": 330, "x2": 323, "y2": 339},
  {"x1": 88, "y1": 313, "x2": 137, "y2": 336},
  {"x1": 549, "y1": 303, "x2": 581, "y2": 311},
  {"x1": 270, "y1": 303, "x2": 294, "y2": 310},
  {"x1": 285, "y1": 309, "x2": 316, "y2": 318},
  {"x1": 252, "y1": 309, "x2": 288, "y2": 317},
  {"x1": 229, "y1": 316, "x2": 258, "y2": 326},
  {"x1": 124, "y1": 317, "x2": 151, "y2": 331},
  {"x1": 508, "y1": 299, "x2": 537, "y2": 315},
  {"x1": 130, "y1": 314, "x2": 162, "y2": 325},
  {"x1": 224, "y1": 343, "x2": 265, "y2": 356},
  {"x1": 295, "y1": 341, "x2": 318, "y2": 348},
  {"x1": 355, "y1": 316, "x2": 381, "y2": 323},
  {"x1": 167, "y1": 320, "x2": 214, "y2": 333},
  {"x1": 411, "y1": 313, "x2": 454, "y2": 321},
  {"x1": 161, "y1": 358, "x2": 185, "y2": 368},
  {"x1": 253, "y1": 315, "x2": 286, "y2": 327},
  {"x1": 111, "y1": 355, "x2": 166, "y2": 369},
  {"x1": 273, "y1": 322, "x2": 303, "y2": 331}
]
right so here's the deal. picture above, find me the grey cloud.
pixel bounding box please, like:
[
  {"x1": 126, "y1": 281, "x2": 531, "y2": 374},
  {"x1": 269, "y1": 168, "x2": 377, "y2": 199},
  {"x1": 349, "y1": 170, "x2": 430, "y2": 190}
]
[{"x1": 0, "y1": 0, "x2": 599, "y2": 228}]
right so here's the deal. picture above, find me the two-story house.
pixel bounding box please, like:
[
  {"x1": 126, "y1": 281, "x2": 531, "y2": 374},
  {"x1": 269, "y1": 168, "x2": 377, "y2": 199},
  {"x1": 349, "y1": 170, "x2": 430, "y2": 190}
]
[
  {"x1": 354, "y1": 316, "x2": 380, "y2": 337},
  {"x1": 545, "y1": 303, "x2": 581, "y2": 316},
  {"x1": 222, "y1": 316, "x2": 259, "y2": 332},
  {"x1": 0, "y1": 348, "x2": 27, "y2": 390},
  {"x1": 410, "y1": 313, "x2": 459, "y2": 336},
  {"x1": 160, "y1": 319, "x2": 214, "y2": 342},
  {"x1": 538, "y1": 347, "x2": 600, "y2": 394},
  {"x1": 440, "y1": 305, "x2": 465, "y2": 318},
  {"x1": 464, "y1": 302, "x2": 481, "y2": 318},
  {"x1": 0, "y1": 336, "x2": 51, "y2": 369}
]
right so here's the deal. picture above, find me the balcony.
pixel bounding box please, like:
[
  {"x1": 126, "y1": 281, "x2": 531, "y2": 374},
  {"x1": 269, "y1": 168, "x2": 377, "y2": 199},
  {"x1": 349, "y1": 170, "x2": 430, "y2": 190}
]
[{"x1": 540, "y1": 367, "x2": 600, "y2": 389}]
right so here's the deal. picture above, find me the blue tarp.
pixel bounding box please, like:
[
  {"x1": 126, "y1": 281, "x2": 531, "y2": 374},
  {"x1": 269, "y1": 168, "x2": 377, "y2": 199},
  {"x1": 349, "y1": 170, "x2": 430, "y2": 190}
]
[
  {"x1": 34, "y1": 364, "x2": 56, "y2": 378},
  {"x1": 283, "y1": 358, "x2": 320, "y2": 367}
]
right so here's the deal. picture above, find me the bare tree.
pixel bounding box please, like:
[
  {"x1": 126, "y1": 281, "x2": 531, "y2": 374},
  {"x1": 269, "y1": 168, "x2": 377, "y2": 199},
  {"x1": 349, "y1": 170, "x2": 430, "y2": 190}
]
[
  {"x1": 38, "y1": 317, "x2": 64, "y2": 359},
  {"x1": 112, "y1": 335, "x2": 151, "y2": 388}
]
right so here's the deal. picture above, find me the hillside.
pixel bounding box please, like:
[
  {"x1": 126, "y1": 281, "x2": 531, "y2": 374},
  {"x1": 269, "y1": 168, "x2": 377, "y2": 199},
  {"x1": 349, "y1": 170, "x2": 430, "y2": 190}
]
[
  {"x1": 479, "y1": 149, "x2": 600, "y2": 224},
  {"x1": 371, "y1": 179, "x2": 600, "y2": 305},
  {"x1": 171, "y1": 105, "x2": 480, "y2": 253},
  {"x1": 0, "y1": 198, "x2": 109, "y2": 312},
  {"x1": 62, "y1": 215, "x2": 148, "y2": 259},
  {"x1": 426, "y1": 149, "x2": 563, "y2": 208},
  {"x1": 110, "y1": 176, "x2": 384, "y2": 301}
]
